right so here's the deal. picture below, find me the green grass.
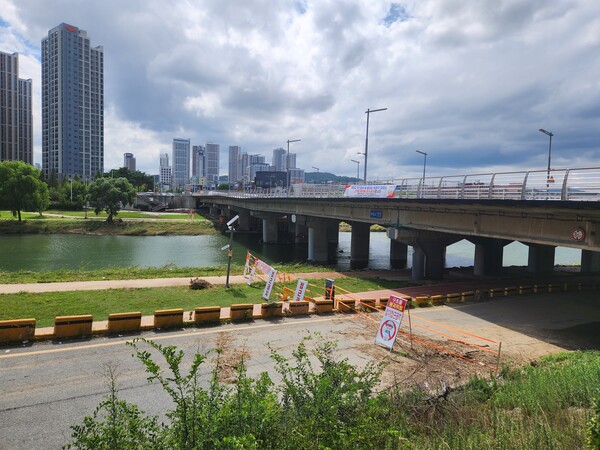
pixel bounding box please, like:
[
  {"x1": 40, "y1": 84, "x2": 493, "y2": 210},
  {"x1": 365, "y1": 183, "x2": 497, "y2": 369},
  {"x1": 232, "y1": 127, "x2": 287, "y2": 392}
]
[
  {"x1": 0, "y1": 263, "x2": 337, "y2": 284},
  {"x1": 43, "y1": 210, "x2": 207, "y2": 220},
  {"x1": 0, "y1": 277, "x2": 405, "y2": 327}
]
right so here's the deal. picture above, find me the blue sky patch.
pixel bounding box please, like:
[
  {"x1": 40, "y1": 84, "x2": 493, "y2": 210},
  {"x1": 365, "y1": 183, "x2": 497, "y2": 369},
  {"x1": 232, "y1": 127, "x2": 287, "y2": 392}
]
[{"x1": 383, "y1": 3, "x2": 411, "y2": 27}]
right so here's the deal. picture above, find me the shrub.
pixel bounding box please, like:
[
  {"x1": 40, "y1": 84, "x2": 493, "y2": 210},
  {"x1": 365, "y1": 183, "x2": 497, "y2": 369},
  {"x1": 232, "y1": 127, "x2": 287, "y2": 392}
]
[{"x1": 189, "y1": 278, "x2": 213, "y2": 290}]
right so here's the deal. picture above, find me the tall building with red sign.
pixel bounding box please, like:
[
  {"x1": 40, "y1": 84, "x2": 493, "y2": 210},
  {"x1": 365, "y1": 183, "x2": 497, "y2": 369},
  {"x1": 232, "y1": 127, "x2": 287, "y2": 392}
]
[{"x1": 42, "y1": 23, "x2": 104, "y2": 182}]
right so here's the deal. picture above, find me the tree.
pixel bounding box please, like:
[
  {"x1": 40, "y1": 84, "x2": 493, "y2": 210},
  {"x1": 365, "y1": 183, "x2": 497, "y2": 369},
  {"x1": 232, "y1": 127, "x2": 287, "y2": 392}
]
[
  {"x1": 103, "y1": 168, "x2": 155, "y2": 192},
  {"x1": 0, "y1": 161, "x2": 50, "y2": 221},
  {"x1": 88, "y1": 177, "x2": 136, "y2": 222}
]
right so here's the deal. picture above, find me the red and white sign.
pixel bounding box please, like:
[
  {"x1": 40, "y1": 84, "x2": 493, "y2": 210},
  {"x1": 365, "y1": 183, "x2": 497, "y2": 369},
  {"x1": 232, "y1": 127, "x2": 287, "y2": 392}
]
[
  {"x1": 256, "y1": 259, "x2": 272, "y2": 275},
  {"x1": 293, "y1": 279, "x2": 308, "y2": 302},
  {"x1": 243, "y1": 251, "x2": 251, "y2": 277},
  {"x1": 247, "y1": 265, "x2": 256, "y2": 285},
  {"x1": 375, "y1": 295, "x2": 408, "y2": 349},
  {"x1": 572, "y1": 227, "x2": 585, "y2": 241},
  {"x1": 344, "y1": 184, "x2": 396, "y2": 198},
  {"x1": 262, "y1": 268, "x2": 278, "y2": 300}
]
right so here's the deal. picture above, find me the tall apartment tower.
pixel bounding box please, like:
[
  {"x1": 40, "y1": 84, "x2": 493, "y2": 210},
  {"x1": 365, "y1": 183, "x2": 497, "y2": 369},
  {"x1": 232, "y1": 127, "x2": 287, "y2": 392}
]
[
  {"x1": 191, "y1": 145, "x2": 205, "y2": 182},
  {"x1": 123, "y1": 152, "x2": 136, "y2": 171},
  {"x1": 172, "y1": 138, "x2": 190, "y2": 190},
  {"x1": 228, "y1": 145, "x2": 241, "y2": 184},
  {"x1": 42, "y1": 23, "x2": 104, "y2": 182},
  {"x1": 159, "y1": 152, "x2": 171, "y2": 187},
  {"x1": 205, "y1": 143, "x2": 220, "y2": 188},
  {"x1": 272, "y1": 147, "x2": 286, "y2": 172},
  {"x1": 0, "y1": 51, "x2": 33, "y2": 164},
  {"x1": 287, "y1": 153, "x2": 297, "y2": 170}
]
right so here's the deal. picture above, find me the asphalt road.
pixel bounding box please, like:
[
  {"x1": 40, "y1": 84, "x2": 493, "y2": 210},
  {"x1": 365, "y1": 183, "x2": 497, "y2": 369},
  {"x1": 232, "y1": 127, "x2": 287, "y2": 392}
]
[{"x1": 1, "y1": 291, "x2": 599, "y2": 449}]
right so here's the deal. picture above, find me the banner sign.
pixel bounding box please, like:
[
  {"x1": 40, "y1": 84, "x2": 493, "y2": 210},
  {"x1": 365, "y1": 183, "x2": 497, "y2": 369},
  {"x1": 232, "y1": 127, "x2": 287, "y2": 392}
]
[
  {"x1": 293, "y1": 279, "x2": 308, "y2": 302},
  {"x1": 247, "y1": 265, "x2": 256, "y2": 285},
  {"x1": 256, "y1": 259, "x2": 272, "y2": 275},
  {"x1": 243, "y1": 251, "x2": 251, "y2": 277},
  {"x1": 262, "y1": 268, "x2": 278, "y2": 300},
  {"x1": 375, "y1": 295, "x2": 408, "y2": 350},
  {"x1": 344, "y1": 185, "x2": 396, "y2": 198}
]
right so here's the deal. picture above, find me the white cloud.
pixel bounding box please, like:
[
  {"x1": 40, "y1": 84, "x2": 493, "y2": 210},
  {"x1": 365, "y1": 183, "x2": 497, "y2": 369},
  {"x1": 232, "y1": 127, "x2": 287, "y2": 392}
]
[{"x1": 1, "y1": 0, "x2": 599, "y2": 178}]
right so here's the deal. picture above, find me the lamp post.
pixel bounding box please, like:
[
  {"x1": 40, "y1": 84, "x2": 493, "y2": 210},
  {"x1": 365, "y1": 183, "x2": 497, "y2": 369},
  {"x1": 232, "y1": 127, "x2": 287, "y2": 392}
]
[
  {"x1": 351, "y1": 159, "x2": 360, "y2": 182},
  {"x1": 286, "y1": 138, "x2": 301, "y2": 194},
  {"x1": 363, "y1": 107, "x2": 387, "y2": 183},
  {"x1": 539, "y1": 128, "x2": 553, "y2": 188},
  {"x1": 415, "y1": 150, "x2": 427, "y2": 198},
  {"x1": 312, "y1": 166, "x2": 319, "y2": 172},
  {"x1": 69, "y1": 178, "x2": 73, "y2": 202}
]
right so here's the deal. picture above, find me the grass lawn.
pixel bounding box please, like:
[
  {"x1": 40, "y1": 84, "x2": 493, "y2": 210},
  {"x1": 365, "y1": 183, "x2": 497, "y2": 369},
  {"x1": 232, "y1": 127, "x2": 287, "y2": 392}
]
[{"x1": 0, "y1": 277, "x2": 405, "y2": 327}]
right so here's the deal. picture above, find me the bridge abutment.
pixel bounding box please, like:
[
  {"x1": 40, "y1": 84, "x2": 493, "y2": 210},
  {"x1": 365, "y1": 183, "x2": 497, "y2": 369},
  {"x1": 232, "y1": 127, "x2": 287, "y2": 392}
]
[{"x1": 581, "y1": 250, "x2": 600, "y2": 272}]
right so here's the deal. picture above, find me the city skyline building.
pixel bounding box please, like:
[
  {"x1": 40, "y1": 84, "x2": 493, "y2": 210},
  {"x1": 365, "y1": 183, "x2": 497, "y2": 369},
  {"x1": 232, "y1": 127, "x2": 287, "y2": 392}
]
[
  {"x1": 205, "y1": 142, "x2": 219, "y2": 188},
  {"x1": 123, "y1": 152, "x2": 136, "y2": 171},
  {"x1": 228, "y1": 145, "x2": 241, "y2": 183},
  {"x1": 0, "y1": 51, "x2": 33, "y2": 164},
  {"x1": 159, "y1": 152, "x2": 171, "y2": 187},
  {"x1": 172, "y1": 138, "x2": 190, "y2": 190},
  {"x1": 192, "y1": 145, "x2": 205, "y2": 182},
  {"x1": 42, "y1": 23, "x2": 104, "y2": 181},
  {"x1": 272, "y1": 147, "x2": 286, "y2": 172}
]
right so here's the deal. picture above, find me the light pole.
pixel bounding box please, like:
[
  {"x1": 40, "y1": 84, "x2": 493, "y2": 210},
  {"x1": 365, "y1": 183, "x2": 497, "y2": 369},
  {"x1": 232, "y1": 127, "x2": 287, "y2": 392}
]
[
  {"x1": 69, "y1": 179, "x2": 73, "y2": 202},
  {"x1": 363, "y1": 107, "x2": 387, "y2": 183},
  {"x1": 312, "y1": 166, "x2": 319, "y2": 172},
  {"x1": 351, "y1": 159, "x2": 360, "y2": 182},
  {"x1": 286, "y1": 138, "x2": 300, "y2": 194},
  {"x1": 539, "y1": 128, "x2": 553, "y2": 187},
  {"x1": 416, "y1": 150, "x2": 427, "y2": 198}
]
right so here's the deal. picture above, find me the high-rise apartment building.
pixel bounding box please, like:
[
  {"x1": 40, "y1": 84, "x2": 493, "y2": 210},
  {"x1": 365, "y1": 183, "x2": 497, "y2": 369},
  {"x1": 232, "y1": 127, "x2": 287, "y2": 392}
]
[
  {"x1": 42, "y1": 23, "x2": 104, "y2": 182},
  {"x1": 272, "y1": 147, "x2": 286, "y2": 172},
  {"x1": 159, "y1": 152, "x2": 171, "y2": 187},
  {"x1": 172, "y1": 138, "x2": 190, "y2": 190},
  {"x1": 287, "y1": 153, "x2": 297, "y2": 170},
  {"x1": 228, "y1": 145, "x2": 241, "y2": 183},
  {"x1": 0, "y1": 51, "x2": 33, "y2": 164},
  {"x1": 123, "y1": 152, "x2": 136, "y2": 171},
  {"x1": 205, "y1": 143, "x2": 220, "y2": 188},
  {"x1": 192, "y1": 145, "x2": 205, "y2": 182}
]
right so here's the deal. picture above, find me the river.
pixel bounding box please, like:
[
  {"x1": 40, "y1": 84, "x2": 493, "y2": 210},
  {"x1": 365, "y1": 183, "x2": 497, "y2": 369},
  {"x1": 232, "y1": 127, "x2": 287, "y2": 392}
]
[{"x1": 0, "y1": 233, "x2": 582, "y2": 272}]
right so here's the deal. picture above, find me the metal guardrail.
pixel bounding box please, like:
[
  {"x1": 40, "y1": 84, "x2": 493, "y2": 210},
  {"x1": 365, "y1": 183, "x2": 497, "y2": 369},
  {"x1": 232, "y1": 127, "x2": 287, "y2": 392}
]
[{"x1": 203, "y1": 167, "x2": 600, "y2": 201}]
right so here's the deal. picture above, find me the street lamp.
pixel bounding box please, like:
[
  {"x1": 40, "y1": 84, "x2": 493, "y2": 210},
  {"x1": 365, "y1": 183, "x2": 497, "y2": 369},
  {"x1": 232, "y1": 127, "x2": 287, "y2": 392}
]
[
  {"x1": 351, "y1": 159, "x2": 360, "y2": 182},
  {"x1": 539, "y1": 128, "x2": 553, "y2": 187},
  {"x1": 312, "y1": 166, "x2": 319, "y2": 172},
  {"x1": 415, "y1": 150, "x2": 427, "y2": 198},
  {"x1": 286, "y1": 138, "x2": 301, "y2": 193},
  {"x1": 363, "y1": 107, "x2": 387, "y2": 183}
]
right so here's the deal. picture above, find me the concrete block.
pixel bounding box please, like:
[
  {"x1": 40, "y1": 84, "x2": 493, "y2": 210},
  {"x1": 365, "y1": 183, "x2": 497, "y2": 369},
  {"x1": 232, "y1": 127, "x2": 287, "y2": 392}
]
[
  {"x1": 461, "y1": 291, "x2": 475, "y2": 302},
  {"x1": 430, "y1": 294, "x2": 445, "y2": 305},
  {"x1": 313, "y1": 300, "x2": 334, "y2": 314},
  {"x1": 230, "y1": 304, "x2": 253, "y2": 321},
  {"x1": 0, "y1": 318, "x2": 36, "y2": 344},
  {"x1": 288, "y1": 301, "x2": 310, "y2": 316},
  {"x1": 415, "y1": 295, "x2": 431, "y2": 307},
  {"x1": 336, "y1": 298, "x2": 356, "y2": 313},
  {"x1": 260, "y1": 302, "x2": 284, "y2": 318},
  {"x1": 446, "y1": 293, "x2": 461, "y2": 303},
  {"x1": 154, "y1": 309, "x2": 183, "y2": 329},
  {"x1": 359, "y1": 298, "x2": 376, "y2": 311},
  {"x1": 518, "y1": 286, "x2": 532, "y2": 295},
  {"x1": 504, "y1": 286, "x2": 518, "y2": 297},
  {"x1": 108, "y1": 312, "x2": 142, "y2": 334},
  {"x1": 54, "y1": 315, "x2": 93, "y2": 339},
  {"x1": 194, "y1": 306, "x2": 222, "y2": 325}
]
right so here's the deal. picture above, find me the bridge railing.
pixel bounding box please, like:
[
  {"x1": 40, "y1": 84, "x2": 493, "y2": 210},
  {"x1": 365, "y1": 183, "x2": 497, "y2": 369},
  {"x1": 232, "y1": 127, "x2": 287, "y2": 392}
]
[{"x1": 203, "y1": 167, "x2": 600, "y2": 201}]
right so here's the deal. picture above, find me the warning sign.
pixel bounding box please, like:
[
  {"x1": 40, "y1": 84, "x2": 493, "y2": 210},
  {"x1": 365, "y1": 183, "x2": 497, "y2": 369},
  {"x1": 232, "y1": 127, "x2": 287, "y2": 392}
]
[{"x1": 375, "y1": 295, "x2": 408, "y2": 349}]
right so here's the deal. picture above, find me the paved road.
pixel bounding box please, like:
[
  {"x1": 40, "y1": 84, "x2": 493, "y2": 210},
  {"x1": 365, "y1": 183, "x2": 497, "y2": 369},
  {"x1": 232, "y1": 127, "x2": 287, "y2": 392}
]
[{"x1": 1, "y1": 290, "x2": 598, "y2": 449}]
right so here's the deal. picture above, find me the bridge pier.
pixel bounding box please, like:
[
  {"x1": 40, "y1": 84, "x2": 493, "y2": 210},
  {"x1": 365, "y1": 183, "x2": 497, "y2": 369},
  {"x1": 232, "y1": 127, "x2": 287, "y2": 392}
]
[
  {"x1": 262, "y1": 219, "x2": 279, "y2": 244},
  {"x1": 209, "y1": 206, "x2": 220, "y2": 216},
  {"x1": 581, "y1": 250, "x2": 600, "y2": 272},
  {"x1": 350, "y1": 222, "x2": 371, "y2": 269},
  {"x1": 327, "y1": 220, "x2": 340, "y2": 244},
  {"x1": 411, "y1": 247, "x2": 426, "y2": 279},
  {"x1": 472, "y1": 238, "x2": 506, "y2": 276},
  {"x1": 307, "y1": 219, "x2": 329, "y2": 262},
  {"x1": 294, "y1": 222, "x2": 308, "y2": 244},
  {"x1": 390, "y1": 240, "x2": 408, "y2": 269},
  {"x1": 527, "y1": 243, "x2": 555, "y2": 273},
  {"x1": 237, "y1": 210, "x2": 251, "y2": 231}
]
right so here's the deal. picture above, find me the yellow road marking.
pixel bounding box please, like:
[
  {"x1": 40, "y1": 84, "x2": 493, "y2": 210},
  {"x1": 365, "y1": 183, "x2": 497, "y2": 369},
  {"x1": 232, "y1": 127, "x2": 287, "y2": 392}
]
[{"x1": 0, "y1": 317, "x2": 341, "y2": 360}]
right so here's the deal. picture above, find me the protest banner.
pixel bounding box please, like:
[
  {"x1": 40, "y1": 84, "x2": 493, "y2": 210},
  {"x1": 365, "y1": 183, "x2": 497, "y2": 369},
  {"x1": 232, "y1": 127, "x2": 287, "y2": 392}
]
[{"x1": 375, "y1": 295, "x2": 408, "y2": 350}]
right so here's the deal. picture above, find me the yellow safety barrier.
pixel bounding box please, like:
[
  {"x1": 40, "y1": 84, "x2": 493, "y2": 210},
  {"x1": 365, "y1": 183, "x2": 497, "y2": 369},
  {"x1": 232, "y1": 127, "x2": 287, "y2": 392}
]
[
  {"x1": 288, "y1": 301, "x2": 310, "y2": 316},
  {"x1": 194, "y1": 306, "x2": 222, "y2": 325},
  {"x1": 336, "y1": 298, "x2": 356, "y2": 313},
  {"x1": 0, "y1": 318, "x2": 36, "y2": 344},
  {"x1": 358, "y1": 298, "x2": 377, "y2": 312},
  {"x1": 504, "y1": 286, "x2": 518, "y2": 296},
  {"x1": 488, "y1": 288, "x2": 502, "y2": 298},
  {"x1": 430, "y1": 294, "x2": 445, "y2": 305},
  {"x1": 378, "y1": 297, "x2": 389, "y2": 308},
  {"x1": 108, "y1": 312, "x2": 142, "y2": 334},
  {"x1": 260, "y1": 302, "x2": 284, "y2": 318},
  {"x1": 229, "y1": 304, "x2": 254, "y2": 321},
  {"x1": 313, "y1": 300, "x2": 334, "y2": 314},
  {"x1": 461, "y1": 291, "x2": 475, "y2": 302},
  {"x1": 54, "y1": 315, "x2": 93, "y2": 339},
  {"x1": 153, "y1": 308, "x2": 183, "y2": 329},
  {"x1": 414, "y1": 295, "x2": 431, "y2": 307},
  {"x1": 446, "y1": 293, "x2": 461, "y2": 303},
  {"x1": 519, "y1": 285, "x2": 532, "y2": 295}
]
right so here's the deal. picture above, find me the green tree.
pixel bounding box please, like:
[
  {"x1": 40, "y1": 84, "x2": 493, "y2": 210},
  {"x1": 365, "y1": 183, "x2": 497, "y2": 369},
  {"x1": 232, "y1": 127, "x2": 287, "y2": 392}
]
[
  {"x1": 104, "y1": 168, "x2": 155, "y2": 192},
  {"x1": 88, "y1": 177, "x2": 136, "y2": 222},
  {"x1": 0, "y1": 161, "x2": 50, "y2": 221}
]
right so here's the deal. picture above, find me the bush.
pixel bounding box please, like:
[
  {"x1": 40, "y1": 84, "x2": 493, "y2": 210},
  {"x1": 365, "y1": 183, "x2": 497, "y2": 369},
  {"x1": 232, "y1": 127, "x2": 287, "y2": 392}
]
[{"x1": 189, "y1": 278, "x2": 213, "y2": 290}]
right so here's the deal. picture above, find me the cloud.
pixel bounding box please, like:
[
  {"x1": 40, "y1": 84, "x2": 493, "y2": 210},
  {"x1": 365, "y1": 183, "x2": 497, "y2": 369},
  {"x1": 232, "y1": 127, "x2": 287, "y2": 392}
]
[{"x1": 0, "y1": 0, "x2": 598, "y2": 179}]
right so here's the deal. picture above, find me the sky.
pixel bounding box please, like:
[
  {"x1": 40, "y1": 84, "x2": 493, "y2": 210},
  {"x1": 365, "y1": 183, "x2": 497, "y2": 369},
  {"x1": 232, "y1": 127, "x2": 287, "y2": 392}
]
[{"x1": 1, "y1": 0, "x2": 599, "y2": 180}]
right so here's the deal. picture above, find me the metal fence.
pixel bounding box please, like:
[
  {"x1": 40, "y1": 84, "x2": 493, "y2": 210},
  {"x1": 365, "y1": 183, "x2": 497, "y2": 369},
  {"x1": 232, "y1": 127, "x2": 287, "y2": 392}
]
[{"x1": 204, "y1": 167, "x2": 600, "y2": 201}]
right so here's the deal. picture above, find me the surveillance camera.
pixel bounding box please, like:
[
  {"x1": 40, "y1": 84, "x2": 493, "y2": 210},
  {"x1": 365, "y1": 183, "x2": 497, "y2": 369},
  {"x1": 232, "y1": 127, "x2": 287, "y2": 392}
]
[{"x1": 226, "y1": 215, "x2": 240, "y2": 227}]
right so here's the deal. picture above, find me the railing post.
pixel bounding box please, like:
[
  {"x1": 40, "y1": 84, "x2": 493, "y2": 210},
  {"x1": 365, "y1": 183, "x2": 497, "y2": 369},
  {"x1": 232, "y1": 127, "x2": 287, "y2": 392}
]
[
  {"x1": 460, "y1": 175, "x2": 467, "y2": 199},
  {"x1": 437, "y1": 177, "x2": 444, "y2": 199},
  {"x1": 561, "y1": 169, "x2": 570, "y2": 201},
  {"x1": 488, "y1": 173, "x2": 496, "y2": 199},
  {"x1": 521, "y1": 172, "x2": 530, "y2": 200}
]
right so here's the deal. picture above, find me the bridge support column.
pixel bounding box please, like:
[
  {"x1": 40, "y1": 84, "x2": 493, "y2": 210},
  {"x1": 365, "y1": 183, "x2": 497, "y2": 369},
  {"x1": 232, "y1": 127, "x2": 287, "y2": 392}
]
[
  {"x1": 209, "y1": 206, "x2": 219, "y2": 216},
  {"x1": 473, "y1": 238, "x2": 505, "y2": 276},
  {"x1": 581, "y1": 250, "x2": 600, "y2": 272},
  {"x1": 350, "y1": 222, "x2": 370, "y2": 269},
  {"x1": 237, "y1": 211, "x2": 251, "y2": 231},
  {"x1": 294, "y1": 223, "x2": 308, "y2": 244},
  {"x1": 420, "y1": 240, "x2": 447, "y2": 280},
  {"x1": 307, "y1": 220, "x2": 329, "y2": 263},
  {"x1": 390, "y1": 240, "x2": 407, "y2": 269},
  {"x1": 527, "y1": 244, "x2": 555, "y2": 273},
  {"x1": 411, "y1": 247, "x2": 425, "y2": 280},
  {"x1": 261, "y1": 218, "x2": 279, "y2": 244},
  {"x1": 327, "y1": 220, "x2": 339, "y2": 244}
]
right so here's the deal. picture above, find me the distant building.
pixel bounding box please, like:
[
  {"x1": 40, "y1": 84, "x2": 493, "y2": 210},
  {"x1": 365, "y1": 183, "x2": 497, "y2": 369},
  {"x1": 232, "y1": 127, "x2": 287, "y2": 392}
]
[
  {"x1": 172, "y1": 138, "x2": 190, "y2": 190},
  {"x1": 0, "y1": 51, "x2": 33, "y2": 164},
  {"x1": 42, "y1": 23, "x2": 104, "y2": 181},
  {"x1": 192, "y1": 145, "x2": 205, "y2": 181},
  {"x1": 159, "y1": 152, "x2": 171, "y2": 187},
  {"x1": 205, "y1": 143, "x2": 219, "y2": 188},
  {"x1": 289, "y1": 168, "x2": 305, "y2": 184},
  {"x1": 272, "y1": 147, "x2": 286, "y2": 172},
  {"x1": 228, "y1": 145, "x2": 241, "y2": 183},
  {"x1": 255, "y1": 171, "x2": 287, "y2": 189},
  {"x1": 123, "y1": 152, "x2": 136, "y2": 171},
  {"x1": 287, "y1": 152, "x2": 297, "y2": 170}
]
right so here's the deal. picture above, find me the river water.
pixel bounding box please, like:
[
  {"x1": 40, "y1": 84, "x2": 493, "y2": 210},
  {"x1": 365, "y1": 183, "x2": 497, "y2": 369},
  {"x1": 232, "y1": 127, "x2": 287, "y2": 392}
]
[{"x1": 0, "y1": 233, "x2": 581, "y2": 272}]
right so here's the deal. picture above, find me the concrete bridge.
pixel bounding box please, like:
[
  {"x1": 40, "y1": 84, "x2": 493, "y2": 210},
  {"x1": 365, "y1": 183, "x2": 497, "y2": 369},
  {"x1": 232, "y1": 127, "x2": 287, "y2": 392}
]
[{"x1": 142, "y1": 167, "x2": 600, "y2": 280}]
